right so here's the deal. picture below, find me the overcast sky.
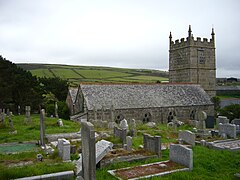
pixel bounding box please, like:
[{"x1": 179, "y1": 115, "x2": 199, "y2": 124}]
[{"x1": 0, "y1": 0, "x2": 239, "y2": 78}]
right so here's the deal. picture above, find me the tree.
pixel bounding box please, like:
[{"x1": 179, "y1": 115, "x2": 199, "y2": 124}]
[
  {"x1": 219, "y1": 104, "x2": 240, "y2": 121},
  {"x1": 0, "y1": 56, "x2": 43, "y2": 111},
  {"x1": 211, "y1": 96, "x2": 221, "y2": 112},
  {"x1": 39, "y1": 77, "x2": 69, "y2": 101}
]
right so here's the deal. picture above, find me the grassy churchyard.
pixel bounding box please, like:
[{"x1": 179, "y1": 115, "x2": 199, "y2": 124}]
[{"x1": 0, "y1": 114, "x2": 240, "y2": 179}]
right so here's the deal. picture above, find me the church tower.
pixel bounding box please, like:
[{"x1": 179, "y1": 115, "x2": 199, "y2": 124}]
[{"x1": 169, "y1": 25, "x2": 216, "y2": 97}]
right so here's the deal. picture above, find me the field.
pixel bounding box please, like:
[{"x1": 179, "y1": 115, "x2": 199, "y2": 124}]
[{"x1": 17, "y1": 63, "x2": 169, "y2": 86}]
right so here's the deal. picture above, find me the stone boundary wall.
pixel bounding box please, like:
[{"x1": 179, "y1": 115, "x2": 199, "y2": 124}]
[
  {"x1": 170, "y1": 144, "x2": 193, "y2": 170},
  {"x1": 114, "y1": 127, "x2": 127, "y2": 144},
  {"x1": 81, "y1": 121, "x2": 96, "y2": 180},
  {"x1": 179, "y1": 130, "x2": 195, "y2": 146},
  {"x1": 219, "y1": 124, "x2": 236, "y2": 139},
  {"x1": 15, "y1": 170, "x2": 74, "y2": 180},
  {"x1": 143, "y1": 133, "x2": 161, "y2": 157}
]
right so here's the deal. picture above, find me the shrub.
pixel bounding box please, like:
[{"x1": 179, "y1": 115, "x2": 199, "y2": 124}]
[{"x1": 219, "y1": 104, "x2": 240, "y2": 121}]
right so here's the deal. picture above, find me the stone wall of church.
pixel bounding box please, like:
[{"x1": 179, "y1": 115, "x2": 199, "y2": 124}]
[{"x1": 87, "y1": 105, "x2": 214, "y2": 124}]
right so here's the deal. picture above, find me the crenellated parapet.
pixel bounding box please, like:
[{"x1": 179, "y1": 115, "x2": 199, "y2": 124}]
[
  {"x1": 170, "y1": 26, "x2": 215, "y2": 50},
  {"x1": 170, "y1": 36, "x2": 215, "y2": 49}
]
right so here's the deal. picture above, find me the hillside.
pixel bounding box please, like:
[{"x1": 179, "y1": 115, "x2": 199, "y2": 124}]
[{"x1": 18, "y1": 63, "x2": 169, "y2": 86}]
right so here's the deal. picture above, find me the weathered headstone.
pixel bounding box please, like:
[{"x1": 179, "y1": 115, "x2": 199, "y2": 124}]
[
  {"x1": 96, "y1": 140, "x2": 113, "y2": 164},
  {"x1": 57, "y1": 119, "x2": 63, "y2": 127},
  {"x1": 216, "y1": 116, "x2": 229, "y2": 129},
  {"x1": 125, "y1": 136, "x2": 132, "y2": 151},
  {"x1": 170, "y1": 144, "x2": 193, "y2": 170},
  {"x1": 197, "y1": 111, "x2": 207, "y2": 130},
  {"x1": 143, "y1": 133, "x2": 161, "y2": 157},
  {"x1": 8, "y1": 112, "x2": 14, "y2": 131},
  {"x1": 40, "y1": 109, "x2": 46, "y2": 146},
  {"x1": 114, "y1": 126, "x2": 127, "y2": 144},
  {"x1": 18, "y1": 105, "x2": 21, "y2": 115},
  {"x1": 108, "y1": 122, "x2": 117, "y2": 129},
  {"x1": 0, "y1": 109, "x2": 4, "y2": 125},
  {"x1": 146, "y1": 122, "x2": 156, "y2": 128},
  {"x1": 129, "y1": 119, "x2": 137, "y2": 136},
  {"x1": 58, "y1": 138, "x2": 70, "y2": 161},
  {"x1": 178, "y1": 130, "x2": 195, "y2": 146},
  {"x1": 205, "y1": 116, "x2": 214, "y2": 128},
  {"x1": 81, "y1": 121, "x2": 96, "y2": 180},
  {"x1": 119, "y1": 118, "x2": 128, "y2": 130},
  {"x1": 232, "y1": 119, "x2": 240, "y2": 126},
  {"x1": 55, "y1": 102, "x2": 59, "y2": 118},
  {"x1": 25, "y1": 106, "x2": 31, "y2": 123},
  {"x1": 219, "y1": 123, "x2": 236, "y2": 139}
]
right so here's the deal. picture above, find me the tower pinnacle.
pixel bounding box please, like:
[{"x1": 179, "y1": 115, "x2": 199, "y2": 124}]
[{"x1": 188, "y1": 25, "x2": 192, "y2": 37}]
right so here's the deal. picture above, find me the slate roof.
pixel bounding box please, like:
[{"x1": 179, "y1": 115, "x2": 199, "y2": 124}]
[{"x1": 80, "y1": 84, "x2": 213, "y2": 110}]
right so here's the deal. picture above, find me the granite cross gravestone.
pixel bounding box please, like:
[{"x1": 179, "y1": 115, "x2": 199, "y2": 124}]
[{"x1": 119, "y1": 118, "x2": 128, "y2": 130}]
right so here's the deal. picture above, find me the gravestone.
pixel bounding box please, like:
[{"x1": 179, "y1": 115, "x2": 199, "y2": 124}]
[
  {"x1": 197, "y1": 111, "x2": 207, "y2": 130},
  {"x1": 96, "y1": 140, "x2": 113, "y2": 164},
  {"x1": 108, "y1": 122, "x2": 117, "y2": 129},
  {"x1": 129, "y1": 119, "x2": 137, "y2": 136},
  {"x1": 170, "y1": 144, "x2": 193, "y2": 170},
  {"x1": 114, "y1": 127, "x2": 127, "y2": 144},
  {"x1": 81, "y1": 121, "x2": 96, "y2": 180},
  {"x1": 219, "y1": 123, "x2": 236, "y2": 139},
  {"x1": 119, "y1": 118, "x2": 128, "y2": 130},
  {"x1": 40, "y1": 109, "x2": 46, "y2": 146},
  {"x1": 58, "y1": 138, "x2": 70, "y2": 161},
  {"x1": 179, "y1": 130, "x2": 195, "y2": 146},
  {"x1": 125, "y1": 136, "x2": 132, "y2": 151},
  {"x1": 8, "y1": 112, "x2": 14, "y2": 131},
  {"x1": 205, "y1": 116, "x2": 214, "y2": 128},
  {"x1": 216, "y1": 116, "x2": 229, "y2": 129},
  {"x1": 143, "y1": 133, "x2": 161, "y2": 157},
  {"x1": 55, "y1": 102, "x2": 59, "y2": 118},
  {"x1": 232, "y1": 119, "x2": 240, "y2": 126},
  {"x1": 25, "y1": 106, "x2": 31, "y2": 123},
  {"x1": 18, "y1": 105, "x2": 21, "y2": 115},
  {"x1": 0, "y1": 109, "x2": 4, "y2": 125},
  {"x1": 57, "y1": 119, "x2": 63, "y2": 127}
]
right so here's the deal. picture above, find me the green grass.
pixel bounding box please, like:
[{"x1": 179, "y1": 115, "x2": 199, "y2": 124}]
[
  {"x1": 97, "y1": 146, "x2": 240, "y2": 180},
  {"x1": 31, "y1": 69, "x2": 55, "y2": 78},
  {"x1": 51, "y1": 68, "x2": 81, "y2": 79},
  {"x1": 17, "y1": 63, "x2": 169, "y2": 85},
  {"x1": 0, "y1": 114, "x2": 80, "y2": 143}
]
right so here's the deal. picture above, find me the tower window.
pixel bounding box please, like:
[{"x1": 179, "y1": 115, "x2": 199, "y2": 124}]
[{"x1": 198, "y1": 49, "x2": 205, "y2": 64}]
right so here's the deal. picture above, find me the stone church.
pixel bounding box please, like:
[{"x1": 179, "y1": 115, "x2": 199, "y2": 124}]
[{"x1": 66, "y1": 26, "x2": 216, "y2": 123}]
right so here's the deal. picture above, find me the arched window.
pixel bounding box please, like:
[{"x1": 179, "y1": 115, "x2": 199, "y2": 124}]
[
  {"x1": 143, "y1": 112, "x2": 152, "y2": 123},
  {"x1": 115, "y1": 114, "x2": 124, "y2": 124},
  {"x1": 190, "y1": 109, "x2": 196, "y2": 120}
]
